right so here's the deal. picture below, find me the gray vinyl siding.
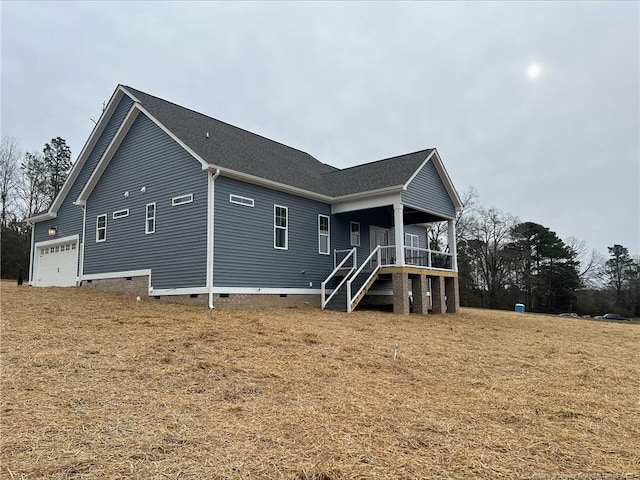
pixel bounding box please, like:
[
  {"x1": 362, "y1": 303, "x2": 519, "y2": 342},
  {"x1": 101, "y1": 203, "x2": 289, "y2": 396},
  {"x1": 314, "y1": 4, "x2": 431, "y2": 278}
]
[
  {"x1": 83, "y1": 113, "x2": 208, "y2": 289},
  {"x1": 402, "y1": 160, "x2": 456, "y2": 219},
  {"x1": 32, "y1": 95, "x2": 134, "y2": 276},
  {"x1": 213, "y1": 176, "x2": 333, "y2": 289}
]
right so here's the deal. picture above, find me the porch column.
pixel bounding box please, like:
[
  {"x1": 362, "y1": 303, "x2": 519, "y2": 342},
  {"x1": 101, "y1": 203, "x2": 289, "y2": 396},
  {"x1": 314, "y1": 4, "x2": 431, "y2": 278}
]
[
  {"x1": 448, "y1": 219, "x2": 457, "y2": 272},
  {"x1": 392, "y1": 272, "x2": 410, "y2": 314},
  {"x1": 445, "y1": 276, "x2": 460, "y2": 313},
  {"x1": 393, "y1": 203, "x2": 404, "y2": 266},
  {"x1": 431, "y1": 276, "x2": 446, "y2": 314},
  {"x1": 411, "y1": 274, "x2": 429, "y2": 314}
]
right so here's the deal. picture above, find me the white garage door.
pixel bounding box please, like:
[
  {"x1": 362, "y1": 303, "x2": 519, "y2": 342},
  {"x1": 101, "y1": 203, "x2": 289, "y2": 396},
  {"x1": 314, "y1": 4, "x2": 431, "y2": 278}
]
[{"x1": 36, "y1": 240, "x2": 78, "y2": 287}]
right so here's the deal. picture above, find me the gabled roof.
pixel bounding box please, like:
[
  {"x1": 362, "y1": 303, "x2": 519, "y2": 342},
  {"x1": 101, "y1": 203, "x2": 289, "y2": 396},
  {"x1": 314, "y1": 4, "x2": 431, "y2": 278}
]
[
  {"x1": 122, "y1": 86, "x2": 339, "y2": 195},
  {"x1": 121, "y1": 86, "x2": 452, "y2": 201},
  {"x1": 322, "y1": 149, "x2": 434, "y2": 197},
  {"x1": 30, "y1": 84, "x2": 461, "y2": 222}
]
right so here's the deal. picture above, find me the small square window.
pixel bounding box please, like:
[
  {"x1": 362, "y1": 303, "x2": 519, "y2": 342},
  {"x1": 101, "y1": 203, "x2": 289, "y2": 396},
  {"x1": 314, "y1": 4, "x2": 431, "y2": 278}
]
[{"x1": 172, "y1": 194, "x2": 193, "y2": 206}]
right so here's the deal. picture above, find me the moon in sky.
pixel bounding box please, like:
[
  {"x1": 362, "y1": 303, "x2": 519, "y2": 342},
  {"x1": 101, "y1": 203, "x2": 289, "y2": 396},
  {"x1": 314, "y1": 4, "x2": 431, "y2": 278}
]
[{"x1": 526, "y1": 62, "x2": 543, "y2": 80}]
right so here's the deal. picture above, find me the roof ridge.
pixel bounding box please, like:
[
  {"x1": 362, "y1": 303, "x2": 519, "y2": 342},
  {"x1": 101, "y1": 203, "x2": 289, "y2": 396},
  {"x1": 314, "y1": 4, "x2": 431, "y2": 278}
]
[{"x1": 122, "y1": 85, "x2": 320, "y2": 161}]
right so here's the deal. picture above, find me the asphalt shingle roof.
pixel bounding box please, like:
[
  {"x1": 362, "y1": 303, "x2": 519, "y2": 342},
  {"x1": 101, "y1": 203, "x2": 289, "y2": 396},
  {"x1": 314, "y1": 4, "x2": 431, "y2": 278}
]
[{"x1": 124, "y1": 86, "x2": 433, "y2": 198}]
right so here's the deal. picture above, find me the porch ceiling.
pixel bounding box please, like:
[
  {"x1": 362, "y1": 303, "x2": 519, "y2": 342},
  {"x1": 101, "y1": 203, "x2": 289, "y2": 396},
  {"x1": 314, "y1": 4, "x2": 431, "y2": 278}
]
[{"x1": 337, "y1": 205, "x2": 450, "y2": 228}]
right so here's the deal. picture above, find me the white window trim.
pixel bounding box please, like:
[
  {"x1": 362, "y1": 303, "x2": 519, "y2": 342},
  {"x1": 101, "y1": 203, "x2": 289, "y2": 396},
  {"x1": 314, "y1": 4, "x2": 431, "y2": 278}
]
[
  {"x1": 274, "y1": 205, "x2": 288, "y2": 250},
  {"x1": 113, "y1": 209, "x2": 130, "y2": 219},
  {"x1": 350, "y1": 221, "x2": 361, "y2": 247},
  {"x1": 96, "y1": 214, "x2": 107, "y2": 243},
  {"x1": 318, "y1": 214, "x2": 330, "y2": 255},
  {"x1": 229, "y1": 194, "x2": 254, "y2": 207},
  {"x1": 172, "y1": 194, "x2": 193, "y2": 206},
  {"x1": 145, "y1": 202, "x2": 156, "y2": 234}
]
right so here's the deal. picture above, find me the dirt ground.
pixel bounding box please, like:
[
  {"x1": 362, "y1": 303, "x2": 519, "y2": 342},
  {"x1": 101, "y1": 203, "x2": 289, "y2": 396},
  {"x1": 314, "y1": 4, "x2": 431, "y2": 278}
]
[{"x1": 1, "y1": 281, "x2": 639, "y2": 479}]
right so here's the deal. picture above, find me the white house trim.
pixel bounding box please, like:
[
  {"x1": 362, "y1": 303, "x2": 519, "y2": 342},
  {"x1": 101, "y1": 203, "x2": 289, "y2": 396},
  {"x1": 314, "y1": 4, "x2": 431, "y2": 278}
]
[
  {"x1": 332, "y1": 191, "x2": 402, "y2": 214},
  {"x1": 34, "y1": 234, "x2": 80, "y2": 249},
  {"x1": 75, "y1": 105, "x2": 141, "y2": 204},
  {"x1": 212, "y1": 287, "x2": 322, "y2": 295},
  {"x1": 131, "y1": 102, "x2": 210, "y2": 169},
  {"x1": 207, "y1": 169, "x2": 220, "y2": 309},
  {"x1": 81, "y1": 268, "x2": 151, "y2": 281},
  {"x1": 149, "y1": 286, "x2": 210, "y2": 296},
  {"x1": 28, "y1": 87, "x2": 127, "y2": 223},
  {"x1": 148, "y1": 287, "x2": 322, "y2": 296}
]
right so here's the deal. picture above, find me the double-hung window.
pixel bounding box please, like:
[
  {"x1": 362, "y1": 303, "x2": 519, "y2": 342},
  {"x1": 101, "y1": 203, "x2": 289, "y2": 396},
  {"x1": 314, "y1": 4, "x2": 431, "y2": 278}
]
[
  {"x1": 405, "y1": 233, "x2": 419, "y2": 265},
  {"x1": 274, "y1": 205, "x2": 288, "y2": 249},
  {"x1": 318, "y1": 215, "x2": 330, "y2": 255},
  {"x1": 350, "y1": 221, "x2": 360, "y2": 246},
  {"x1": 146, "y1": 203, "x2": 156, "y2": 234},
  {"x1": 96, "y1": 214, "x2": 107, "y2": 242}
]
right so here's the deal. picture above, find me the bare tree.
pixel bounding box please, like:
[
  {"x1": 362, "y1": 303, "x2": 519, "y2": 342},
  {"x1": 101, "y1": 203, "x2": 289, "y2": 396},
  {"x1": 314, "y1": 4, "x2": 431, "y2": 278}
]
[
  {"x1": 464, "y1": 207, "x2": 519, "y2": 308},
  {"x1": 565, "y1": 236, "x2": 605, "y2": 288},
  {"x1": 0, "y1": 136, "x2": 21, "y2": 228},
  {"x1": 17, "y1": 150, "x2": 49, "y2": 218}
]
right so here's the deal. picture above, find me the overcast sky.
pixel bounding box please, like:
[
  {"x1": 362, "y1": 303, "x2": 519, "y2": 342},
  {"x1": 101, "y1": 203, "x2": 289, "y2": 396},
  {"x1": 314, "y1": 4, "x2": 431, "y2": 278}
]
[{"x1": 2, "y1": 1, "x2": 638, "y2": 257}]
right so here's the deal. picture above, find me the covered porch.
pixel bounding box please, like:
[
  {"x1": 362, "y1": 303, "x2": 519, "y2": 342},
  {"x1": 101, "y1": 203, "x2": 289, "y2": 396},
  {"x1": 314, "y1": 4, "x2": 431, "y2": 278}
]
[{"x1": 322, "y1": 202, "x2": 460, "y2": 314}]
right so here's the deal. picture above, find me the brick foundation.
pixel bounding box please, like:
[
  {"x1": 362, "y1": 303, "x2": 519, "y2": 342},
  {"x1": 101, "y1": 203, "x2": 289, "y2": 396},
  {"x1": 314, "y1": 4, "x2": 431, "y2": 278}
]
[
  {"x1": 81, "y1": 276, "x2": 320, "y2": 309},
  {"x1": 82, "y1": 275, "x2": 149, "y2": 298}
]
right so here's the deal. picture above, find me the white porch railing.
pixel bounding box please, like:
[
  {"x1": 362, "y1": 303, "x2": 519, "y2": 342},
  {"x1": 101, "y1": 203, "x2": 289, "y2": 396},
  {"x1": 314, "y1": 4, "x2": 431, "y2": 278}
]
[
  {"x1": 321, "y1": 247, "x2": 357, "y2": 309},
  {"x1": 376, "y1": 245, "x2": 455, "y2": 270}
]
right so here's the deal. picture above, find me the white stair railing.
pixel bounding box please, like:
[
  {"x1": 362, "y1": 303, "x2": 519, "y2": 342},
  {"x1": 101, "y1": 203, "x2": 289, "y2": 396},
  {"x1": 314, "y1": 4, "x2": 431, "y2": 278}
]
[
  {"x1": 347, "y1": 245, "x2": 382, "y2": 313},
  {"x1": 321, "y1": 247, "x2": 357, "y2": 309}
]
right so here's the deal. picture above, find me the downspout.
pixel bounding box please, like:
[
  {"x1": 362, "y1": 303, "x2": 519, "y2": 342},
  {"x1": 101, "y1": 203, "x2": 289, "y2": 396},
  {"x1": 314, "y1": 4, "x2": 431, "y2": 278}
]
[
  {"x1": 27, "y1": 221, "x2": 35, "y2": 285},
  {"x1": 207, "y1": 168, "x2": 220, "y2": 309},
  {"x1": 79, "y1": 204, "x2": 87, "y2": 285}
]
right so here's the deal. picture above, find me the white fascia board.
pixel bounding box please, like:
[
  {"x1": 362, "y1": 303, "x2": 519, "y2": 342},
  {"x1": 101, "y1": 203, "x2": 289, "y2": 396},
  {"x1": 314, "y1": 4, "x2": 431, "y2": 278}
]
[
  {"x1": 48, "y1": 87, "x2": 126, "y2": 214},
  {"x1": 132, "y1": 103, "x2": 210, "y2": 169},
  {"x1": 332, "y1": 191, "x2": 403, "y2": 214},
  {"x1": 34, "y1": 234, "x2": 79, "y2": 248},
  {"x1": 82, "y1": 269, "x2": 151, "y2": 281},
  {"x1": 213, "y1": 167, "x2": 333, "y2": 203},
  {"x1": 75, "y1": 106, "x2": 141, "y2": 204},
  {"x1": 27, "y1": 211, "x2": 57, "y2": 223}
]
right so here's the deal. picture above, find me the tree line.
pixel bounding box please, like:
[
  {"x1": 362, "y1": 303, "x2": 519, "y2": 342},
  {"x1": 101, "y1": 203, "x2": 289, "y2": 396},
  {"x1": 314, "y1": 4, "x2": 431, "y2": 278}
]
[
  {"x1": 1, "y1": 135, "x2": 72, "y2": 280},
  {"x1": 1, "y1": 134, "x2": 638, "y2": 317},
  {"x1": 445, "y1": 187, "x2": 639, "y2": 317}
]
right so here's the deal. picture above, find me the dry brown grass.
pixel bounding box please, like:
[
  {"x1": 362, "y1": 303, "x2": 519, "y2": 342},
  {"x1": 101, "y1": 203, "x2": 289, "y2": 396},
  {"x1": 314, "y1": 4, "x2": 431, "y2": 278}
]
[{"x1": 1, "y1": 280, "x2": 639, "y2": 479}]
